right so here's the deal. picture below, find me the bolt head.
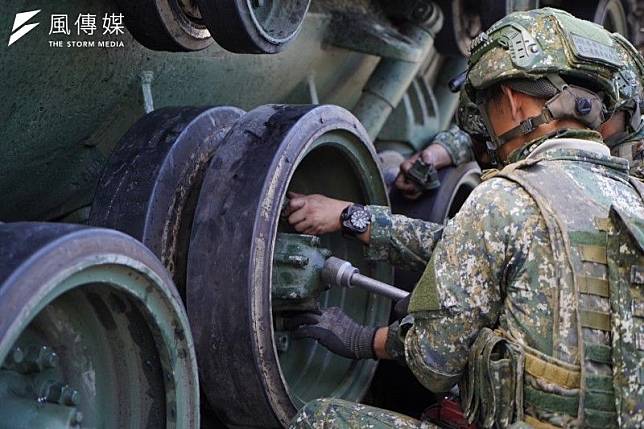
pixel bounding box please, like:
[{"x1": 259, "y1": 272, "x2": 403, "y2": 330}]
[
  {"x1": 10, "y1": 347, "x2": 24, "y2": 364},
  {"x1": 72, "y1": 411, "x2": 83, "y2": 425}
]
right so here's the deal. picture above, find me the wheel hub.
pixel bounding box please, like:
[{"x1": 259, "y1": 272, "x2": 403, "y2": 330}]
[{"x1": 1, "y1": 343, "x2": 82, "y2": 428}]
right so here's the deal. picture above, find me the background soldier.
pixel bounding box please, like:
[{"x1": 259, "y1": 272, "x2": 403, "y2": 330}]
[{"x1": 287, "y1": 8, "x2": 644, "y2": 428}]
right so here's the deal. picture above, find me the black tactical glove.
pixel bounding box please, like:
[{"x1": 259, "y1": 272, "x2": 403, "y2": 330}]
[
  {"x1": 393, "y1": 294, "x2": 410, "y2": 320},
  {"x1": 287, "y1": 307, "x2": 377, "y2": 359}
]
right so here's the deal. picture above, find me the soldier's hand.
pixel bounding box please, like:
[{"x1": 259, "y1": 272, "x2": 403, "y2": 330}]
[
  {"x1": 395, "y1": 144, "x2": 453, "y2": 200},
  {"x1": 395, "y1": 151, "x2": 424, "y2": 200},
  {"x1": 286, "y1": 307, "x2": 377, "y2": 359},
  {"x1": 286, "y1": 192, "x2": 351, "y2": 235}
]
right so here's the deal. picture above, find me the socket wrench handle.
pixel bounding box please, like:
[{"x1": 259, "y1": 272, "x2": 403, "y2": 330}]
[{"x1": 321, "y1": 257, "x2": 409, "y2": 301}]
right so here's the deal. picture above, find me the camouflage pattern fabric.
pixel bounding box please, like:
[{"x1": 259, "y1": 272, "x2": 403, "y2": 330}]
[
  {"x1": 364, "y1": 133, "x2": 644, "y2": 426},
  {"x1": 466, "y1": 8, "x2": 620, "y2": 110},
  {"x1": 289, "y1": 398, "x2": 439, "y2": 429},
  {"x1": 611, "y1": 125, "x2": 644, "y2": 180},
  {"x1": 431, "y1": 126, "x2": 474, "y2": 166},
  {"x1": 366, "y1": 205, "x2": 443, "y2": 272}
]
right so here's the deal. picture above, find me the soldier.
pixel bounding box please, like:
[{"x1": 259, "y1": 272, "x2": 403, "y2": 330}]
[
  {"x1": 287, "y1": 8, "x2": 644, "y2": 429},
  {"x1": 602, "y1": 32, "x2": 644, "y2": 179},
  {"x1": 395, "y1": 31, "x2": 644, "y2": 195}
]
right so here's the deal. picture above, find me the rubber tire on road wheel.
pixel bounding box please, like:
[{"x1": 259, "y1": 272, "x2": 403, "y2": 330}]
[
  {"x1": 390, "y1": 161, "x2": 481, "y2": 291},
  {"x1": 0, "y1": 223, "x2": 199, "y2": 428},
  {"x1": 114, "y1": 0, "x2": 213, "y2": 51},
  {"x1": 435, "y1": 0, "x2": 482, "y2": 57},
  {"x1": 188, "y1": 104, "x2": 392, "y2": 428},
  {"x1": 560, "y1": 0, "x2": 628, "y2": 36},
  {"x1": 196, "y1": 0, "x2": 311, "y2": 53},
  {"x1": 90, "y1": 106, "x2": 244, "y2": 299}
]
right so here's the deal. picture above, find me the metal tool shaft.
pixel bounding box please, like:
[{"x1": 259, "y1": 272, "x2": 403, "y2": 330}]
[
  {"x1": 322, "y1": 257, "x2": 409, "y2": 301},
  {"x1": 350, "y1": 272, "x2": 409, "y2": 301}
]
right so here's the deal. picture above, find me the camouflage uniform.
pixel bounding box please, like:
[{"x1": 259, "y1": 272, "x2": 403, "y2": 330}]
[
  {"x1": 292, "y1": 131, "x2": 643, "y2": 429},
  {"x1": 611, "y1": 126, "x2": 644, "y2": 179},
  {"x1": 431, "y1": 126, "x2": 474, "y2": 167},
  {"x1": 291, "y1": 399, "x2": 438, "y2": 429},
  {"x1": 291, "y1": 9, "x2": 644, "y2": 429}
]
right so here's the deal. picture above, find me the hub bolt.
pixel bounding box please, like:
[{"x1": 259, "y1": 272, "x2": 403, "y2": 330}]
[
  {"x1": 275, "y1": 332, "x2": 290, "y2": 353},
  {"x1": 41, "y1": 382, "x2": 80, "y2": 406},
  {"x1": 16, "y1": 346, "x2": 59, "y2": 373},
  {"x1": 1, "y1": 347, "x2": 24, "y2": 370}
]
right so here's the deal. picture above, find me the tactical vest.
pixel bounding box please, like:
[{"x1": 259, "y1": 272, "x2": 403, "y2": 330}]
[{"x1": 460, "y1": 152, "x2": 644, "y2": 428}]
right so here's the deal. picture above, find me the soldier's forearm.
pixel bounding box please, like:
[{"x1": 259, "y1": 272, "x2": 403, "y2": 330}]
[{"x1": 365, "y1": 205, "x2": 443, "y2": 271}]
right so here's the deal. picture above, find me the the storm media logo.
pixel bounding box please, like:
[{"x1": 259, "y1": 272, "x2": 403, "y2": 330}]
[{"x1": 8, "y1": 10, "x2": 41, "y2": 46}]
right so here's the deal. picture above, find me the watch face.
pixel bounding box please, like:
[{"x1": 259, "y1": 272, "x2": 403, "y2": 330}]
[{"x1": 350, "y1": 210, "x2": 370, "y2": 231}]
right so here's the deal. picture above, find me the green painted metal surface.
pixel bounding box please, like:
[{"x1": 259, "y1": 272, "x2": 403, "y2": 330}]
[
  {"x1": 0, "y1": 0, "x2": 467, "y2": 223},
  {"x1": 0, "y1": 1, "x2": 380, "y2": 222},
  {"x1": 274, "y1": 129, "x2": 392, "y2": 408},
  {"x1": 272, "y1": 233, "x2": 332, "y2": 303},
  {"x1": 0, "y1": 256, "x2": 199, "y2": 428}
]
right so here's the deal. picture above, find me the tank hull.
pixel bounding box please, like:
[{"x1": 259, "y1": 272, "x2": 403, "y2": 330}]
[{"x1": 1, "y1": 0, "x2": 379, "y2": 221}]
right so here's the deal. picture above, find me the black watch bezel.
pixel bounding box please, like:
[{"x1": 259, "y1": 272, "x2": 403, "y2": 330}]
[{"x1": 340, "y1": 204, "x2": 371, "y2": 236}]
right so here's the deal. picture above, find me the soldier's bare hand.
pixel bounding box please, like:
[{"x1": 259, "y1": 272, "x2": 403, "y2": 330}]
[
  {"x1": 395, "y1": 152, "x2": 424, "y2": 200},
  {"x1": 394, "y1": 144, "x2": 453, "y2": 200},
  {"x1": 287, "y1": 192, "x2": 351, "y2": 235}
]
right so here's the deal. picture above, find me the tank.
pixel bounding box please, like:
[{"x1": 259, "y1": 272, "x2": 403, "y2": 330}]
[{"x1": 1, "y1": 0, "x2": 642, "y2": 428}]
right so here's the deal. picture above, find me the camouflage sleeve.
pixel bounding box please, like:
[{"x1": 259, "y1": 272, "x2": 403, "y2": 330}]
[
  {"x1": 365, "y1": 205, "x2": 444, "y2": 272},
  {"x1": 401, "y1": 177, "x2": 542, "y2": 392},
  {"x1": 432, "y1": 126, "x2": 475, "y2": 166},
  {"x1": 384, "y1": 320, "x2": 407, "y2": 365}
]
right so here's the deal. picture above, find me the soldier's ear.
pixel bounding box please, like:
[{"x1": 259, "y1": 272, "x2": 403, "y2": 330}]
[{"x1": 501, "y1": 85, "x2": 522, "y2": 123}]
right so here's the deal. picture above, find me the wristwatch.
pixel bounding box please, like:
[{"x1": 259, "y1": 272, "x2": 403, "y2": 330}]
[{"x1": 340, "y1": 204, "x2": 372, "y2": 236}]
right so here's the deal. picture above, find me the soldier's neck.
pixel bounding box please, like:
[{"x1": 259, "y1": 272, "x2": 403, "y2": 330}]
[{"x1": 499, "y1": 119, "x2": 586, "y2": 161}]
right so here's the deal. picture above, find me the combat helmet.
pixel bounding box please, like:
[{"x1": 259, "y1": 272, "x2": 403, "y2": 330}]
[{"x1": 465, "y1": 7, "x2": 623, "y2": 154}]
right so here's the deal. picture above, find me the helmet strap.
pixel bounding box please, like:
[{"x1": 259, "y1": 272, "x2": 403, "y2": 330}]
[
  {"x1": 497, "y1": 109, "x2": 554, "y2": 145},
  {"x1": 496, "y1": 84, "x2": 605, "y2": 146}
]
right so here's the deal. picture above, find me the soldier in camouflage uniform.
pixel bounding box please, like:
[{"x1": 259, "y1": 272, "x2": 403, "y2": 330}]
[
  {"x1": 602, "y1": 33, "x2": 644, "y2": 179},
  {"x1": 396, "y1": 31, "x2": 644, "y2": 191},
  {"x1": 287, "y1": 8, "x2": 644, "y2": 429}
]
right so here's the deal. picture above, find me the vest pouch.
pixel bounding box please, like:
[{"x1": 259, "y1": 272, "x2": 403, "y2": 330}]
[
  {"x1": 489, "y1": 356, "x2": 516, "y2": 427},
  {"x1": 461, "y1": 328, "x2": 524, "y2": 428}
]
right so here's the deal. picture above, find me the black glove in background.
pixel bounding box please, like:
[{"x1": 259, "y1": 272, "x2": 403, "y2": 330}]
[
  {"x1": 393, "y1": 295, "x2": 410, "y2": 320},
  {"x1": 286, "y1": 307, "x2": 377, "y2": 360}
]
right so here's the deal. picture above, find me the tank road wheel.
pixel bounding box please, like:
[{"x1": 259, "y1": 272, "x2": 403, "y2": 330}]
[
  {"x1": 435, "y1": 0, "x2": 483, "y2": 56},
  {"x1": 90, "y1": 106, "x2": 245, "y2": 299},
  {"x1": 195, "y1": 0, "x2": 311, "y2": 54},
  {"x1": 114, "y1": 0, "x2": 213, "y2": 51},
  {"x1": 390, "y1": 161, "x2": 481, "y2": 291},
  {"x1": 436, "y1": 0, "x2": 540, "y2": 56},
  {"x1": 0, "y1": 223, "x2": 199, "y2": 428},
  {"x1": 188, "y1": 105, "x2": 392, "y2": 427}
]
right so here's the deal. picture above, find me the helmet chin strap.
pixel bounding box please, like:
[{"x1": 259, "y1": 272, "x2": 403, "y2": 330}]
[{"x1": 476, "y1": 83, "x2": 606, "y2": 165}]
